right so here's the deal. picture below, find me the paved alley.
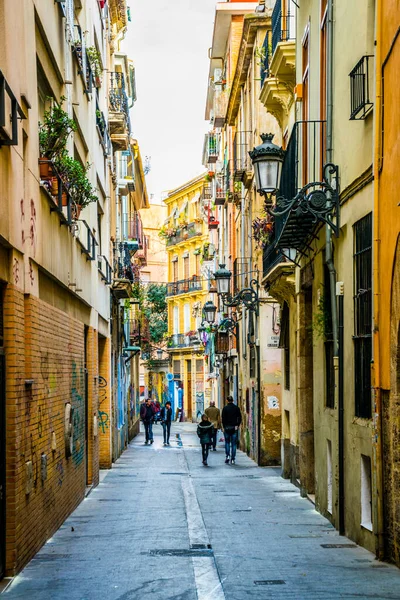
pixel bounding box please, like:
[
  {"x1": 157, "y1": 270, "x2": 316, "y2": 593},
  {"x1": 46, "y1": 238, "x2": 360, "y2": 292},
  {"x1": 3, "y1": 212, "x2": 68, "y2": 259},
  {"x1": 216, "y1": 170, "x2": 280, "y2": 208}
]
[{"x1": 3, "y1": 423, "x2": 400, "y2": 600}]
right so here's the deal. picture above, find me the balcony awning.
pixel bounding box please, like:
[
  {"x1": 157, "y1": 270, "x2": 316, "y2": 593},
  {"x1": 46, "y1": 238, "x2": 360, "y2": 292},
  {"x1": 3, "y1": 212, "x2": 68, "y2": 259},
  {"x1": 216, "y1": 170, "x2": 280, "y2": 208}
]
[
  {"x1": 190, "y1": 192, "x2": 201, "y2": 204},
  {"x1": 177, "y1": 201, "x2": 188, "y2": 215}
]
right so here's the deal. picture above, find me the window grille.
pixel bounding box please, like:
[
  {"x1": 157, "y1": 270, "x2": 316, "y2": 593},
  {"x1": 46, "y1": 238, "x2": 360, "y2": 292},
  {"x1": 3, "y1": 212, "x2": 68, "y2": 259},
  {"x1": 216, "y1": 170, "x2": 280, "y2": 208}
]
[
  {"x1": 353, "y1": 213, "x2": 372, "y2": 418},
  {"x1": 349, "y1": 55, "x2": 374, "y2": 120}
]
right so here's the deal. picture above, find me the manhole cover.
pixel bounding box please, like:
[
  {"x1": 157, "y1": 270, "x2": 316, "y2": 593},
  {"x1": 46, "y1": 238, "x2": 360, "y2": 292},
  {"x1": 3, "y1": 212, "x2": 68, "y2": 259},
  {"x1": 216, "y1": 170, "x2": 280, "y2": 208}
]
[
  {"x1": 254, "y1": 580, "x2": 285, "y2": 586},
  {"x1": 148, "y1": 549, "x2": 213, "y2": 557},
  {"x1": 321, "y1": 544, "x2": 357, "y2": 548}
]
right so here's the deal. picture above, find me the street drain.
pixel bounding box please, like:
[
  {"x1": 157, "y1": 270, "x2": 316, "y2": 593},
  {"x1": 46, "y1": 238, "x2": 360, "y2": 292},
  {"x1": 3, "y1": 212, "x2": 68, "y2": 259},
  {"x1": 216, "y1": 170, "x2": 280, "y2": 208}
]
[
  {"x1": 321, "y1": 543, "x2": 357, "y2": 549},
  {"x1": 160, "y1": 472, "x2": 187, "y2": 476},
  {"x1": 96, "y1": 498, "x2": 123, "y2": 502},
  {"x1": 190, "y1": 544, "x2": 212, "y2": 550},
  {"x1": 148, "y1": 549, "x2": 213, "y2": 557},
  {"x1": 289, "y1": 534, "x2": 322, "y2": 538},
  {"x1": 233, "y1": 509, "x2": 252, "y2": 512},
  {"x1": 32, "y1": 554, "x2": 72, "y2": 561},
  {"x1": 254, "y1": 580, "x2": 285, "y2": 586},
  {"x1": 274, "y1": 490, "x2": 298, "y2": 493}
]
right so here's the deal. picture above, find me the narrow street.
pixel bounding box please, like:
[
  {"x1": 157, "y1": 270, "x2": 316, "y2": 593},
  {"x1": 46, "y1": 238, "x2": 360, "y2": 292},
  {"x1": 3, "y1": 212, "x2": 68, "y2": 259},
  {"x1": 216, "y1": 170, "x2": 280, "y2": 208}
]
[{"x1": 2, "y1": 424, "x2": 399, "y2": 600}]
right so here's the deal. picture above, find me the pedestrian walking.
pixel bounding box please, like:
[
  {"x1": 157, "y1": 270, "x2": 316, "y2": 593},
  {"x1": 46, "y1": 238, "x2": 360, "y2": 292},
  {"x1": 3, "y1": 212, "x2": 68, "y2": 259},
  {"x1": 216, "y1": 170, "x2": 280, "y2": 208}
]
[
  {"x1": 140, "y1": 398, "x2": 156, "y2": 444},
  {"x1": 204, "y1": 400, "x2": 221, "y2": 451},
  {"x1": 222, "y1": 396, "x2": 242, "y2": 465},
  {"x1": 196, "y1": 414, "x2": 214, "y2": 466},
  {"x1": 160, "y1": 401, "x2": 172, "y2": 446}
]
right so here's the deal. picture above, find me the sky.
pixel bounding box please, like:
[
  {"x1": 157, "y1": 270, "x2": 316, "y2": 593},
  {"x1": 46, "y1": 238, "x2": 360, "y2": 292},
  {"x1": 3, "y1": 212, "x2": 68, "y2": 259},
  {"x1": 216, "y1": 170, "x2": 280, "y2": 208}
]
[{"x1": 123, "y1": 0, "x2": 218, "y2": 202}]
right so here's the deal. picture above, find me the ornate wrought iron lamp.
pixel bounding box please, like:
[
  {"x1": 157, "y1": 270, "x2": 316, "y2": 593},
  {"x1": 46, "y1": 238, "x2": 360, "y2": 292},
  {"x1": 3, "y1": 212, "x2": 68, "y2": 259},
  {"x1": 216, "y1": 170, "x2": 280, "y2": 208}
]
[
  {"x1": 249, "y1": 133, "x2": 340, "y2": 239},
  {"x1": 213, "y1": 264, "x2": 260, "y2": 312}
]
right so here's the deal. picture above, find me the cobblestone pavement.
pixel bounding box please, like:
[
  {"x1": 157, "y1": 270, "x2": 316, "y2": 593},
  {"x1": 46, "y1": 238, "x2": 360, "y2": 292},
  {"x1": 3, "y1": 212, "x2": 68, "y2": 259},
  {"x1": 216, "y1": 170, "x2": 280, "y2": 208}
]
[{"x1": 3, "y1": 423, "x2": 400, "y2": 599}]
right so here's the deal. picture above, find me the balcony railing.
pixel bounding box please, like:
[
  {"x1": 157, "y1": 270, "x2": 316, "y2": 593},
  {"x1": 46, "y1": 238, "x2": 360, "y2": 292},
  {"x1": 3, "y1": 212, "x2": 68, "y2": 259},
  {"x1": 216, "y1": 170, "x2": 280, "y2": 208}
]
[
  {"x1": 168, "y1": 333, "x2": 201, "y2": 349},
  {"x1": 108, "y1": 72, "x2": 131, "y2": 146},
  {"x1": 213, "y1": 89, "x2": 228, "y2": 128},
  {"x1": 136, "y1": 233, "x2": 147, "y2": 266},
  {"x1": 123, "y1": 211, "x2": 144, "y2": 248},
  {"x1": 233, "y1": 131, "x2": 252, "y2": 181},
  {"x1": 260, "y1": 31, "x2": 272, "y2": 86},
  {"x1": 76, "y1": 219, "x2": 98, "y2": 260},
  {"x1": 271, "y1": 120, "x2": 333, "y2": 254},
  {"x1": 73, "y1": 26, "x2": 94, "y2": 94},
  {"x1": 215, "y1": 174, "x2": 226, "y2": 205},
  {"x1": 39, "y1": 159, "x2": 74, "y2": 225},
  {"x1": 233, "y1": 258, "x2": 252, "y2": 296},
  {"x1": 271, "y1": 0, "x2": 295, "y2": 57},
  {"x1": 349, "y1": 55, "x2": 374, "y2": 120},
  {"x1": 96, "y1": 99, "x2": 111, "y2": 156},
  {"x1": 0, "y1": 71, "x2": 25, "y2": 147},
  {"x1": 166, "y1": 276, "x2": 202, "y2": 297},
  {"x1": 166, "y1": 221, "x2": 203, "y2": 246},
  {"x1": 202, "y1": 184, "x2": 213, "y2": 201},
  {"x1": 98, "y1": 255, "x2": 112, "y2": 284},
  {"x1": 203, "y1": 132, "x2": 220, "y2": 165},
  {"x1": 129, "y1": 319, "x2": 142, "y2": 347}
]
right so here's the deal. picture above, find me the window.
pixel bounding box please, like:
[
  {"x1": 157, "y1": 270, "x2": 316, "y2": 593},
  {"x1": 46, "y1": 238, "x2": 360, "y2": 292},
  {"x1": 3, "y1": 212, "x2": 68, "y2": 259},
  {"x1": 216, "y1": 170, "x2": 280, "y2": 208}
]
[
  {"x1": 195, "y1": 253, "x2": 201, "y2": 276},
  {"x1": 173, "y1": 260, "x2": 178, "y2": 282},
  {"x1": 183, "y1": 255, "x2": 189, "y2": 280},
  {"x1": 354, "y1": 213, "x2": 372, "y2": 419},
  {"x1": 324, "y1": 261, "x2": 335, "y2": 408},
  {"x1": 302, "y1": 26, "x2": 310, "y2": 186},
  {"x1": 327, "y1": 439, "x2": 332, "y2": 514},
  {"x1": 173, "y1": 306, "x2": 179, "y2": 334},
  {"x1": 361, "y1": 454, "x2": 372, "y2": 530},
  {"x1": 280, "y1": 302, "x2": 290, "y2": 390},
  {"x1": 145, "y1": 235, "x2": 150, "y2": 250},
  {"x1": 349, "y1": 56, "x2": 374, "y2": 120},
  {"x1": 173, "y1": 360, "x2": 181, "y2": 380},
  {"x1": 184, "y1": 303, "x2": 190, "y2": 334},
  {"x1": 320, "y1": 0, "x2": 328, "y2": 176}
]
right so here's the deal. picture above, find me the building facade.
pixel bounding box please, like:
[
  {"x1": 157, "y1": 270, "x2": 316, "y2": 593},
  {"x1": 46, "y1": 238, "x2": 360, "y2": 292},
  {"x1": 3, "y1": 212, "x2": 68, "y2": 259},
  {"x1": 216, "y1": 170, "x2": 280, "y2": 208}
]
[
  {"x1": 373, "y1": 0, "x2": 400, "y2": 566},
  {"x1": 260, "y1": 0, "x2": 379, "y2": 555},
  {"x1": 0, "y1": 0, "x2": 147, "y2": 577},
  {"x1": 164, "y1": 175, "x2": 211, "y2": 421},
  {"x1": 203, "y1": 0, "x2": 282, "y2": 464}
]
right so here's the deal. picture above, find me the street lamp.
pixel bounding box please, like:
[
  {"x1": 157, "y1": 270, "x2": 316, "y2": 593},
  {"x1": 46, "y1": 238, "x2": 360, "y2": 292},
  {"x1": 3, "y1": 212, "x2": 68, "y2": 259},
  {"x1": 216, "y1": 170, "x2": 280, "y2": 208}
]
[
  {"x1": 248, "y1": 133, "x2": 285, "y2": 197},
  {"x1": 214, "y1": 263, "x2": 232, "y2": 296},
  {"x1": 203, "y1": 301, "x2": 217, "y2": 324},
  {"x1": 157, "y1": 349, "x2": 163, "y2": 360},
  {"x1": 213, "y1": 264, "x2": 260, "y2": 312},
  {"x1": 249, "y1": 133, "x2": 340, "y2": 238}
]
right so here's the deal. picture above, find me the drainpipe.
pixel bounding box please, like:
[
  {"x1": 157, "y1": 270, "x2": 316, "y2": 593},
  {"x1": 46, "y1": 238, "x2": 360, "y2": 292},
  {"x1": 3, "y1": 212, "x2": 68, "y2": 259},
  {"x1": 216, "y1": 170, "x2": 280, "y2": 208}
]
[
  {"x1": 372, "y1": 0, "x2": 384, "y2": 560},
  {"x1": 325, "y1": 0, "x2": 343, "y2": 533}
]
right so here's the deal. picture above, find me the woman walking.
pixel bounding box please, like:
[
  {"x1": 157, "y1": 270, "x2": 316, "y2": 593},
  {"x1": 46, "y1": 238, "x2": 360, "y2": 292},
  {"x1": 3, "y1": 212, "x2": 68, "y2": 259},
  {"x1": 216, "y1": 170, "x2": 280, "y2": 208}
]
[{"x1": 196, "y1": 414, "x2": 213, "y2": 466}]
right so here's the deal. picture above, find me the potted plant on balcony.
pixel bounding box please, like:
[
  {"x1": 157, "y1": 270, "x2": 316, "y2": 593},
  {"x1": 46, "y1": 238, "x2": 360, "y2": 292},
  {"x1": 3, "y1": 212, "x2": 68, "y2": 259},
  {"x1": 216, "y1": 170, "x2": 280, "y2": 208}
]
[
  {"x1": 252, "y1": 216, "x2": 273, "y2": 249},
  {"x1": 86, "y1": 46, "x2": 103, "y2": 87},
  {"x1": 55, "y1": 155, "x2": 97, "y2": 217},
  {"x1": 38, "y1": 97, "x2": 76, "y2": 177}
]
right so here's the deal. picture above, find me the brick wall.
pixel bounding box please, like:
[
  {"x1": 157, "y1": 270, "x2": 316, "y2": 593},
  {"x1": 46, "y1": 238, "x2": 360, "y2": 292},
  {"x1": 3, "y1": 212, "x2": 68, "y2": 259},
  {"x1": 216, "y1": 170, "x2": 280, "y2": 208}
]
[
  {"x1": 98, "y1": 336, "x2": 112, "y2": 468},
  {"x1": 3, "y1": 286, "x2": 98, "y2": 575}
]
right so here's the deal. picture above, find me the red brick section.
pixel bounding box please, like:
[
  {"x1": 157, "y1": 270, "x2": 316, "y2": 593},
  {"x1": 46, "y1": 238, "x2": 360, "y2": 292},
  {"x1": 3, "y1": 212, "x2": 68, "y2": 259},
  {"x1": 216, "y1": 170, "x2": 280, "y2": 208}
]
[
  {"x1": 3, "y1": 286, "x2": 100, "y2": 575},
  {"x1": 98, "y1": 336, "x2": 112, "y2": 469}
]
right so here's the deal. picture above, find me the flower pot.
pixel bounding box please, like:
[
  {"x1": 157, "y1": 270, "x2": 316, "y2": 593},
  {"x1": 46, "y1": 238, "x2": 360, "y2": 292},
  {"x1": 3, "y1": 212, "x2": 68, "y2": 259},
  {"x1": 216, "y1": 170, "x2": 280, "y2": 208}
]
[
  {"x1": 72, "y1": 204, "x2": 82, "y2": 220},
  {"x1": 39, "y1": 158, "x2": 53, "y2": 179},
  {"x1": 50, "y1": 177, "x2": 59, "y2": 196}
]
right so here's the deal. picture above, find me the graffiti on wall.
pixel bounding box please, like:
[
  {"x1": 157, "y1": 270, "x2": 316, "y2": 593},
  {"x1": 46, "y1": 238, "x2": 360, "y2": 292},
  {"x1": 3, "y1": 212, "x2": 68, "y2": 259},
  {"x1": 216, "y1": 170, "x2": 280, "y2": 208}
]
[
  {"x1": 98, "y1": 375, "x2": 107, "y2": 406},
  {"x1": 98, "y1": 410, "x2": 109, "y2": 434},
  {"x1": 71, "y1": 360, "x2": 84, "y2": 466}
]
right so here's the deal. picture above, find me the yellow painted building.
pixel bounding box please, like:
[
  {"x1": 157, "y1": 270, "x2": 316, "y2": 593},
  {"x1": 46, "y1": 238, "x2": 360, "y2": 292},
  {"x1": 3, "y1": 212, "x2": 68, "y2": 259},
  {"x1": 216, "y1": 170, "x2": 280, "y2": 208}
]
[{"x1": 163, "y1": 175, "x2": 211, "y2": 421}]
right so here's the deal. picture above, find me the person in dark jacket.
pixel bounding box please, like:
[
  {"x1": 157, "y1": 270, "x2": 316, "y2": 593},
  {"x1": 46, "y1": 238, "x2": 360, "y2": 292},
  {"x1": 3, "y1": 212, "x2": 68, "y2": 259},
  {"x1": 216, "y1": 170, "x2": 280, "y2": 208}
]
[
  {"x1": 140, "y1": 398, "x2": 156, "y2": 445},
  {"x1": 160, "y1": 401, "x2": 172, "y2": 446},
  {"x1": 197, "y1": 415, "x2": 214, "y2": 466},
  {"x1": 221, "y1": 396, "x2": 242, "y2": 465}
]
